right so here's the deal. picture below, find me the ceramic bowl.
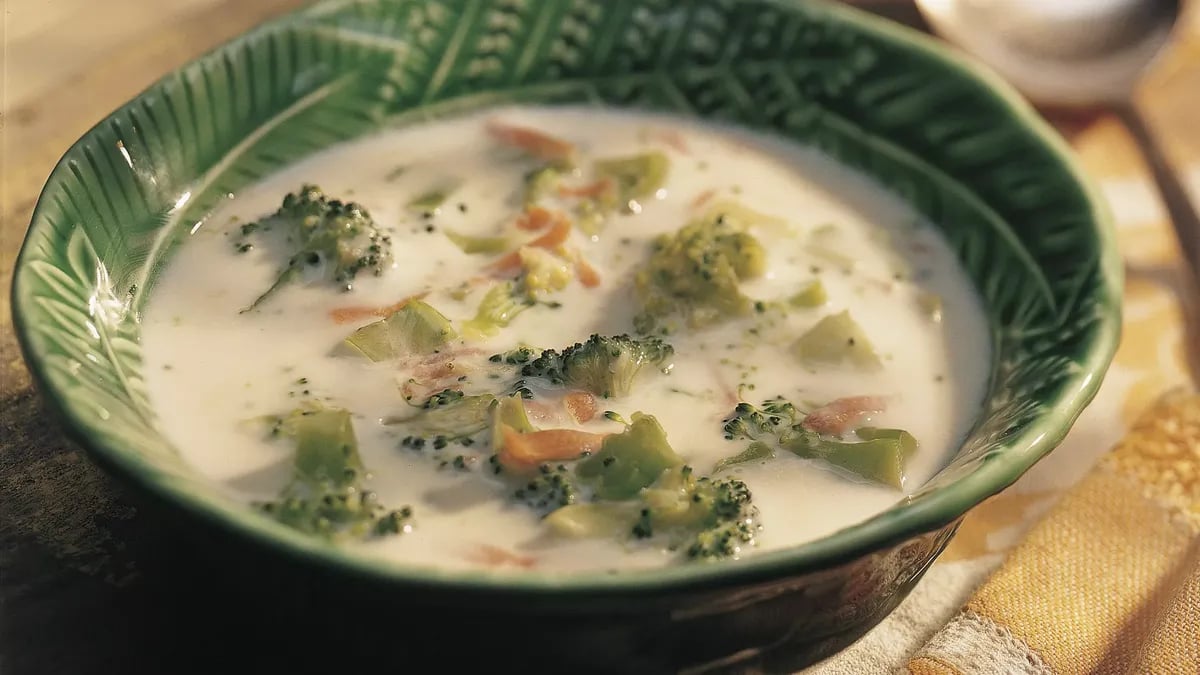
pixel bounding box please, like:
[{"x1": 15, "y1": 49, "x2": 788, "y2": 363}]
[{"x1": 11, "y1": 0, "x2": 1121, "y2": 671}]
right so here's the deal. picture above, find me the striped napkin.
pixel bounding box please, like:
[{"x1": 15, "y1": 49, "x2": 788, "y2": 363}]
[{"x1": 905, "y1": 389, "x2": 1200, "y2": 674}]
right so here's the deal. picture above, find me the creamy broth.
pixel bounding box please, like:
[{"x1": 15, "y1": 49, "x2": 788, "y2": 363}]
[{"x1": 140, "y1": 106, "x2": 991, "y2": 574}]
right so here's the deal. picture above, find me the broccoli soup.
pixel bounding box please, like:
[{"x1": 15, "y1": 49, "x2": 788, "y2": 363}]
[{"x1": 140, "y1": 106, "x2": 990, "y2": 573}]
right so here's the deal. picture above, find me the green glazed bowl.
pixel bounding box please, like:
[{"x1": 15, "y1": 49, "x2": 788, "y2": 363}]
[{"x1": 11, "y1": 0, "x2": 1120, "y2": 671}]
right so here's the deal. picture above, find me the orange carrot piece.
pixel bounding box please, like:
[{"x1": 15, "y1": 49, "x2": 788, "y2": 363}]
[
  {"x1": 557, "y1": 177, "x2": 616, "y2": 199},
  {"x1": 654, "y1": 128, "x2": 689, "y2": 153},
  {"x1": 329, "y1": 291, "x2": 428, "y2": 324},
  {"x1": 563, "y1": 391, "x2": 597, "y2": 424},
  {"x1": 466, "y1": 544, "x2": 537, "y2": 569},
  {"x1": 499, "y1": 425, "x2": 608, "y2": 472},
  {"x1": 515, "y1": 205, "x2": 562, "y2": 232},
  {"x1": 488, "y1": 219, "x2": 573, "y2": 274},
  {"x1": 574, "y1": 255, "x2": 601, "y2": 288},
  {"x1": 801, "y1": 396, "x2": 887, "y2": 435},
  {"x1": 690, "y1": 188, "x2": 717, "y2": 210},
  {"x1": 485, "y1": 120, "x2": 576, "y2": 163}
]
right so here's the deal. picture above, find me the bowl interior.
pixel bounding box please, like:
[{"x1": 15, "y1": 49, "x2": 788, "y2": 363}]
[{"x1": 11, "y1": 0, "x2": 1120, "y2": 593}]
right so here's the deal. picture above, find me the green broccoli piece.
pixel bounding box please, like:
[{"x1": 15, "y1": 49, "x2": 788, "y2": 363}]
[
  {"x1": 338, "y1": 300, "x2": 456, "y2": 361},
  {"x1": 512, "y1": 463, "x2": 580, "y2": 515},
  {"x1": 240, "y1": 185, "x2": 393, "y2": 312},
  {"x1": 488, "y1": 346, "x2": 539, "y2": 366},
  {"x1": 461, "y1": 280, "x2": 535, "y2": 340},
  {"x1": 781, "y1": 427, "x2": 917, "y2": 489},
  {"x1": 490, "y1": 394, "x2": 539, "y2": 454},
  {"x1": 542, "y1": 502, "x2": 639, "y2": 538},
  {"x1": 254, "y1": 403, "x2": 412, "y2": 540},
  {"x1": 632, "y1": 210, "x2": 766, "y2": 334},
  {"x1": 594, "y1": 151, "x2": 670, "y2": 211},
  {"x1": 523, "y1": 165, "x2": 563, "y2": 206},
  {"x1": 712, "y1": 441, "x2": 775, "y2": 473},
  {"x1": 386, "y1": 390, "x2": 498, "y2": 450},
  {"x1": 577, "y1": 412, "x2": 682, "y2": 499},
  {"x1": 720, "y1": 397, "x2": 801, "y2": 441},
  {"x1": 639, "y1": 466, "x2": 761, "y2": 561},
  {"x1": 519, "y1": 334, "x2": 674, "y2": 399},
  {"x1": 791, "y1": 311, "x2": 883, "y2": 370}
]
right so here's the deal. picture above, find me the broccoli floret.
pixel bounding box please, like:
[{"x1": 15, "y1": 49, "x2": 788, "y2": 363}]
[
  {"x1": 637, "y1": 466, "x2": 760, "y2": 561},
  {"x1": 512, "y1": 463, "x2": 580, "y2": 515},
  {"x1": 721, "y1": 396, "x2": 800, "y2": 441},
  {"x1": 489, "y1": 346, "x2": 538, "y2": 366},
  {"x1": 633, "y1": 210, "x2": 766, "y2": 334},
  {"x1": 253, "y1": 403, "x2": 412, "y2": 540},
  {"x1": 240, "y1": 185, "x2": 393, "y2": 312},
  {"x1": 461, "y1": 280, "x2": 536, "y2": 339},
  {"x1": 519, "y1": 334, "x2": 674, "y2": 399}
]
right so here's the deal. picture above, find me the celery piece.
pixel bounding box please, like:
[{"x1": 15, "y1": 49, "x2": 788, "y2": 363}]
[
  {"x1": 490, "y1": 394, "x2": 538, "y2": 452},
  {"x1": 461, "y1": 281, "x2": 534, "y2": 340},
  {"x1": 288, "y1": 408, "x2": 363, "y2": 488},
  {"x1": 791, "y1": 311, "x2": 882, "y2": 370},
  {"x1": 543, "y1": 503, "x2": 638, "y2": 539},
  {"x1": 577, "y1": 412, "x2": 683, "y2": 500},
  {"x1": 713, "y1": 441, "x2": 775, "y2": 473},
  {"x1": 788, "y1": 280, "x2": 828, "y2": 308},
  {"x1": 445, "y1": 230, "x2": 511, "y2": 255},
  {"x1": 594, "y1": 151, "x2": 669, "y2": 210},
  {"x1": 340, "y1": 299, "x2": 457, "y2": 361},
  {"x1": 782, "y1": 429, "x2": 909, "y2": 489}
]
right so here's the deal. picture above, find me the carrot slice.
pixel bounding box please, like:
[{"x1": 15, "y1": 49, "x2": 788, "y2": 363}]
[
  {"x1": 466, "y1": 544, "x2": 537, "y2": 569},
  {"x1": 488, "y1": 218, "x2": 573, "y2": 274},
  {"x1": 563, "y1": 391, "x2": 597, "y2": 424},
  {"x1": 574, "y1": 255, "x2": 601, "y2": 288},
  {"x1": 485, "y1": 120, "x2": 576, "y2": 163},
  {"x1": 691, "y1": 188, "x2": 717, "y2": 210},
  {"x1": 329, "y1": 291, "x2": 428, "y2": 324},
  {"x1": 557, "y1": 177, "x2": 616, "y2": 199},
  {"x1": 801, "y1": 396, "x2": 887, "y2": 435},
  {"x1": 499, "y1": 425, "x2": 608, "y2": 472},
  {"x1": 515, "y1": 205, "x2": 563, "y2": 232}
]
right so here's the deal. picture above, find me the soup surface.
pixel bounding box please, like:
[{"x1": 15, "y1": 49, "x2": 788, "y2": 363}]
[{"x1": 140, "y1": 105, "x2": 991, "y2": 574}]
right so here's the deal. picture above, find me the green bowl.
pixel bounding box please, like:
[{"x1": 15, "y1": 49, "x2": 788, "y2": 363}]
[{"x1": 11, "y1": 0, "x2": 1120, "y2": 671}]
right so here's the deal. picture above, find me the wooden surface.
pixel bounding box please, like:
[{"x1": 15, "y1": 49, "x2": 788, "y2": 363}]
[{"x1": 3, "y1": 2, "x2": 1200, "y2": 674}]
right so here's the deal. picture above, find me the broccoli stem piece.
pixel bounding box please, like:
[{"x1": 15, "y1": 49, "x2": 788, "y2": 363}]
[
  {"x1": 461, "y1": 281, "x2": 535, "y2": 339},
  {"x1": 576, "y1": 412, "x2": 682, "y2": 500},
  {"x1": 781, "y1": 427, "x2": 917, "y2": 489},
  {"x1": 712, "y1": 441, "x2": 775, "y2": 473},
  {"x1": 791, "y1": 311, "x2": 883, "y2": 370},
  {"x1": 594, "y1": 151, "x2": 670, "y2": 211},
  {"x1": 542, "y1": 502, "x2": 639, "y2": 538},
  {"x1": 338, "y1": 299, "x2": 457, "y2": 361},
  {"x1": 445, "y1": 230, "x2": 511, "y2": 255}
]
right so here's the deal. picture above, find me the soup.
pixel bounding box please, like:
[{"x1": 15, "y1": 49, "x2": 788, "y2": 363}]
[{"x1": 140, "y1": 106, "x2": 990, "y2": 573}]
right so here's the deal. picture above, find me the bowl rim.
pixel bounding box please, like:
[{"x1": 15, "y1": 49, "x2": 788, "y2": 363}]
[{"x1": 10, "y1": 0, "x2": 1122, "y2": 596}]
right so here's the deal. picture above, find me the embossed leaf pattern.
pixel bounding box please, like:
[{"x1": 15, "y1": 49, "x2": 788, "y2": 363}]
[{"x1": 12, "y1": 0, "x2": 1118, "y2": 568}]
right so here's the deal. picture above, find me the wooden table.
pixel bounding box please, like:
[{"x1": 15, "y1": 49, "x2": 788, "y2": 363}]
[{"x1": 3, "y1": 2, "x2": 1199, "y2": 673}]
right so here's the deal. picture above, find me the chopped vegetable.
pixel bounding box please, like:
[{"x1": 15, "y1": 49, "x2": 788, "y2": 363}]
[
  {"x1": 488, "y1": 217, "x2": 572, "y2": 274},
  {"x1": 563, "y1": 390, "x2": 598, "y2": 423},
  {"x1": 713, "y1": 441, "x2": 775, "y2": 473},
  {"x1": 517, "y1": 246, "x2": 574, "y2": 300},
  {"x1": 577, "y1": 412, "x2": 682, "y2": 500},
  {"x1": 328, "y1": 291, "x2": 428, "y2": 324},
  {"x1": 788, "y1": 280, "x2": 827, "y2": 308},
  {"x1": 255, "y1": 403, "x2": 411, "y2": 539},
  {"x1": 703, "y1": 199, "x2": 789, "y2": 234},
  {"x1": 781, "y1": 427, "x2": 916, "y2": 489},
  {"x1": 240, "y1": 185, "x2": 393, "y2": 312},
  {"x1": 485, "y1": 119, "x2": 576, "y2": 166},
  {"x1": 639, "y1": 466, "x2": 760, "y2": 560},
  {"x1": 497, "y1": 426, "x2": 609, "y2": 473},
  {"x1": 445, "y1": 230, "x2": 511, "y2": 255},
  {"x1": 512, "y1": 463, "x2": 580, "y2": 514},
  {"x1": 633, "y1": 210, "x2": 766, "y2": 334},
  {"x1": 519, "y1": 334, "x2": 675, "y2": 399},
  {"x1": 721, "y1": 397, "x2": 801, "y2": 442},
  {"x1": 461, "y1": 281, "x2": 535, "y2": 339},
  {"x1": 338, "y1": 299, "x2": 456, "y2": 361},
  {"x1": 543, "y1": 502, "x2": 638, "y2": 538},
  {"x1": 801, "y1": 395, "x2": 886, "y2": 435},
  {"x1": 594, "y1": 151, "x2": 670, "y2": 211},
  {"x1": 407, "y1": 182, "x2": 459, "y2": 214},
  {"x1": 791, "y1": 311, "x2": 883, "y2": 370},
  {"x1": 523, "y1": 166, "x2": 563, "y2": 206},
  {"x1": 386, "y1": 391, "x2": 497, "y2": 448},
  {"x1": 515, "y1": 205, "x2": 563, "y2": 232},
  {"x1": 490, "y1": 394, "x2": 539, "y2": 452}
]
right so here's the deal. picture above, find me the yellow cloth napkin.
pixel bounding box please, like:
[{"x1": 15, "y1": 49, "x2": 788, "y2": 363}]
[{"x1": 905, "y1": 390, "x2": 1200, "y2": 674}]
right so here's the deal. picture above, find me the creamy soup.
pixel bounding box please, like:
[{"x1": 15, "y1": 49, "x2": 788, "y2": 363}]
[{"x1": 140, "y1": 106, "x2": 991, "y2": 574}]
